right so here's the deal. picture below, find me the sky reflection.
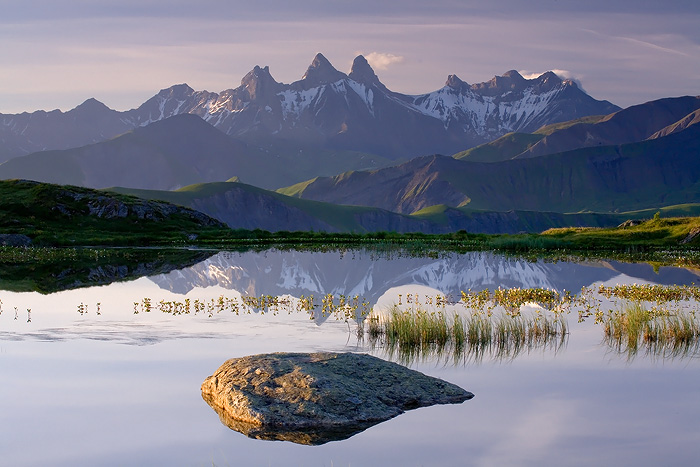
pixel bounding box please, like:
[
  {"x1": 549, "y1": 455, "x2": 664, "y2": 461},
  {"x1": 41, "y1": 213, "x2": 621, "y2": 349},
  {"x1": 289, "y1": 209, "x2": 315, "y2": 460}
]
[{"x1": 1, "y1": 250, "x2": 699, "y2": 465}]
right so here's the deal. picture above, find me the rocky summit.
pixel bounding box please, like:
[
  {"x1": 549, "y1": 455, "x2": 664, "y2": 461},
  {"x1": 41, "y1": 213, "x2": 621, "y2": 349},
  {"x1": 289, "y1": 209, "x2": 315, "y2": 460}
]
[{"x1": 201, "y1": 352, "x2": 473, "y2": 445}]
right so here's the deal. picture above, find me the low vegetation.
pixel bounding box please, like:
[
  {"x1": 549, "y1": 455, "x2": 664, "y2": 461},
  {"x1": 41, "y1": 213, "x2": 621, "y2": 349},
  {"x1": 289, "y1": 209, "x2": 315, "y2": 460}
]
[
  {"x1": 0, "y1": 179, "x2": 230, "y2": 246},
  {"x1": 3, "y1": 180, "x2": 700, "y2": 267},
  {"x1": 95, "y1": 285, "x2": 696, "y2": 363},
  {"x1": 601, "y1": 302, "x2": 700, "y2": 359},
  {"x1": 4, "y1": 274, "x2": 699, "y2": 360},
  {"x1": 365, "y1": 305, "x2": 568, "y2": 364}
]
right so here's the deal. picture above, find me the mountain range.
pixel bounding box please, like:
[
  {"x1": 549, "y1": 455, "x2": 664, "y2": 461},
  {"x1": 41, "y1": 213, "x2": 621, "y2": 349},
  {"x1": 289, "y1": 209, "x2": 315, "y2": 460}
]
[
  {"x1": 282, "y1": 96, "x2": 700, "y2": 214},
  {"x1": 0, "y1": 53, "x2": 698, "y2": 235},
  {"x1": 0, "y1": 53, "x2": 617, "y2": 165},
  {"x1": 107, "y1": 94, "x2": 700, "y2": 233},
  {"x1": 111, "y1": 181, "x2": 629, "y2": 234}
]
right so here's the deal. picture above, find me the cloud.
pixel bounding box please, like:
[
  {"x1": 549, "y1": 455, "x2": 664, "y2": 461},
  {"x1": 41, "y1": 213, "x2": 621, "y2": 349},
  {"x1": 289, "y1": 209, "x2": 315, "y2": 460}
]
[
  {"x1": 362, "y1": 52, "x2": 405, "y2": 71},
  {"x1": 519, "y1": 69, "x2": 587, "y2": 92},
  {"x1": 519, "y1": 68, "x2": 570, "y2": 80}
]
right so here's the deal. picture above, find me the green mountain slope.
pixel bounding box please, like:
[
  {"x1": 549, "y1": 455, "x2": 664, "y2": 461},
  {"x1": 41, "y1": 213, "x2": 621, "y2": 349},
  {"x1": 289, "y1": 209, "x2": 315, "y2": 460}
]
[
  {"x1": 0, "y1": 179, "x2": 228, "y2": 245},
  {"x1": 112, "y1": 180, "x2": 674, "y2": 235},
  {"x1": 452, "y1": 97, "x2": 700, "y2": 163},
  {"x1": 515, "y1": 96, "x2": 700, "y2": 159},
  {"x1": 282, "y1": 121, "x2": 700, "y2": 215},
  {"x1": 453, "y1": 133, "x2": 544, "y2": 162},
  {"x1": 110, "y1": 181, "x2": 434, "y2": 233}
]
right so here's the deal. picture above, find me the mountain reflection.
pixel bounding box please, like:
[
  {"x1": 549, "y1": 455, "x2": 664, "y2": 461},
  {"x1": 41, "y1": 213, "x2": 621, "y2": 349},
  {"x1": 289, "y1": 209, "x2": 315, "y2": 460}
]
[{"x1": 149, "y1": 249, "x2": 700, "y2": 304}]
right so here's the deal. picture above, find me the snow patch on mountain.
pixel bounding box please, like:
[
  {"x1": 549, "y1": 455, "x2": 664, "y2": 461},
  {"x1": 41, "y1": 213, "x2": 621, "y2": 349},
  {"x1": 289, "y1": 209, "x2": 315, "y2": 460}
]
[
  {"x1": 343, "y1": 80, "x2": 375, "y2": 116},
  {"x1": 411, "y1": 85, "x2": 563, "y2": 134},
  {"x1": 280, "y1": 86, "x2": 329, "y2": 118}
]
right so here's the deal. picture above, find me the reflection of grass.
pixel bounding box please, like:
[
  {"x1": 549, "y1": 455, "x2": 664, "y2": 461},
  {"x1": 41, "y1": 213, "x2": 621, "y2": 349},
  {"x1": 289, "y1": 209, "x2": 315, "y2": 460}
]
[
  {"x1": 130, "y1": 285, "x2": 700, "y2": 364},
  {"x1": 17, "y1": 281, "x2": 693, "y2": 363},
  {"x1": 366, "y1": 284, "x2": 700, "y2": 364},
  {"x1": 366, "y1": 305, "x2": 568, "y2": 364},
  {"x1": 0, "y1": 247, "x2": 215, "y2": 293},
  {"x1": 602, "y1": 301, "x2": 700, "y2": 359}
]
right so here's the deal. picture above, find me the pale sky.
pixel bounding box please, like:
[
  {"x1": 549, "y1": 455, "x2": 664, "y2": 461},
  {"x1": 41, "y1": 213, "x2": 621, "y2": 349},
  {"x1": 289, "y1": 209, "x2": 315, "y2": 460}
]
[{"x1": 1, "y1": 0, "x2": 698, "y2": 113}]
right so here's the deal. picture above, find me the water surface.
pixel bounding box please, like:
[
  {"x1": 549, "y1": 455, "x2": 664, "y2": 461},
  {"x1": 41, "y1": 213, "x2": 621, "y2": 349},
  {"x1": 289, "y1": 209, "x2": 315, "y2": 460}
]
[{"x1": 1, "y1": 249, "x2": 699, "y2": 466}]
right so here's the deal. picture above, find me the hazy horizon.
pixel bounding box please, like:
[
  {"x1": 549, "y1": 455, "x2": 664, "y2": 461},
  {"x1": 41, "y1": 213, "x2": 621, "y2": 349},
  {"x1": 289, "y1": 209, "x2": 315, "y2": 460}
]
[{"x1": 1, "y1": 0, "x2": 698, "y2": 113}]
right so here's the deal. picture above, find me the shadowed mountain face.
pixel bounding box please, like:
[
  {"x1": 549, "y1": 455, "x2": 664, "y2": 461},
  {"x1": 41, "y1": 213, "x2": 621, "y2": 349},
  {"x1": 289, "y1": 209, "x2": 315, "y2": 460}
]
[
  {"x1": 515, "y1": 96, "x2": 700, "y2": 159},
  {"x1": 0, "y1": 115, "x2": 254, "y2": 190},
  {"x1": 0, "y1": 54, "x2": 619, "y2": 163},
  {"x1": 113, "y1": 181, "x2": 628, "y2": 234},
  {"x1": 285, "y1": 119, "x2": 700, "y2": 214},
  {"x1": 0, "y1": 114, "x2": 391, "y2": 191}
]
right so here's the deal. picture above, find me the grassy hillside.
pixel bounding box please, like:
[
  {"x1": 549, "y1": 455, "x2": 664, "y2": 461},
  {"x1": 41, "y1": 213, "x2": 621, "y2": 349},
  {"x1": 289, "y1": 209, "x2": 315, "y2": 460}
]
[
  {"x1": 410, "y1": 204, "x2": 624, "y2": 230},
  {"x1": 453, "y1": 133, "x2": 544, "y2": 162},
  {"x1": 0, "y1": 179, "x2": 230, "y2": 246},
  {"x1": 111, "y1": 181, "x2": 418, "y2": 233},
  {"x1": 533, "y1": 115, "x2": 608, "y2": 135},
  {"x1": 540, "y1": 215, "x2": 700, "y2": 248},
  {"x1": 3, "y1": 177, "x2": 700, "y2": 272},
  {"x1": 287, "y1": 120, "x2": 700, "y2": 216},
  {"x1": 452, "y1": 116, "x2": 609, "y2": 162}
]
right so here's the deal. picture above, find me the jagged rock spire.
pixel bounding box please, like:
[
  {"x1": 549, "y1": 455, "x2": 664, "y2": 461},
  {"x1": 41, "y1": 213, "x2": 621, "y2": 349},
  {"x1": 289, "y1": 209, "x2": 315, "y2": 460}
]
[
  {"x1": 533, "y1": 71, "x2": 564, "y2": 92},
  {"x1": 445, "y1": 74, "x2": 470, "y2": 93},
  {"x1": 349, "y1": 55, "x2": 379, "y2": 84},
  {"x1": 470, "y1": 70, "x2": 529, "y2": 96},
  {"x1": 240, "y1": 65, "x2": 279, "y2": 100},
  {"x1": 301, "y1": 53, "x2": 347, "y2": 86}
]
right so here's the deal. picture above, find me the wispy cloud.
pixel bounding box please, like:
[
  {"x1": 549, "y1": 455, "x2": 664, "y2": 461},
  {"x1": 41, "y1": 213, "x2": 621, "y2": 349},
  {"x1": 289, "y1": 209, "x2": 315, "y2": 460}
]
[
  {"x1": 362, "y1": 52, "x2": 405, "y2": 71},
  {"x1": 618, "y1": 36, "x2": 689, "y2": 57}
]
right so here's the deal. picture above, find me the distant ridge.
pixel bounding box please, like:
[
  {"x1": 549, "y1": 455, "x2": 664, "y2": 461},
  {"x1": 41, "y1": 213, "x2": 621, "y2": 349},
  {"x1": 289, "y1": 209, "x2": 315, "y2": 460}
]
[
  {"x1": 0, "y1": 114, "x2": 393, "y2": 190},
  {"x1": 281, "y1": 98, "x2": 700, "y2": 215},
  {"x1": 0, "y1": 53, "x2": 619, "y2": 162}
]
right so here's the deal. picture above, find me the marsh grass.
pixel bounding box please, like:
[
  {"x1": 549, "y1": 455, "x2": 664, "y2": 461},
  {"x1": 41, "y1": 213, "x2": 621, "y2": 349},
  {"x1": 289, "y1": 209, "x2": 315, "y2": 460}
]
[
  {"x1": 30, "y1": 284, "x2": 695, "y2": 363},
  {"x1": 603, "y1": 301, "x2": 700, "y2": 359},
  {"x1": 366, "y1": 302, "x2": 568, "y2": 364}
]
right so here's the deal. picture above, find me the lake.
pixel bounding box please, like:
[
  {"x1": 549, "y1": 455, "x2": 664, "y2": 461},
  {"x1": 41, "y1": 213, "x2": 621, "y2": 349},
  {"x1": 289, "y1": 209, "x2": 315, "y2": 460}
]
[{"x1": 1, "y1": 248, "x2": 699, "y2": 466}]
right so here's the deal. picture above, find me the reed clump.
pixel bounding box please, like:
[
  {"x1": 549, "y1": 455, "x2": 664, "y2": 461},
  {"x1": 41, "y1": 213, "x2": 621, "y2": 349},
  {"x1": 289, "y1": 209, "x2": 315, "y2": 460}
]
[
  {"x1": 602, "y1": 301, "x2": 700, "y2": 358},
  {"x1": 366, "y1": 303, "x2": 568, "y2": 364}
]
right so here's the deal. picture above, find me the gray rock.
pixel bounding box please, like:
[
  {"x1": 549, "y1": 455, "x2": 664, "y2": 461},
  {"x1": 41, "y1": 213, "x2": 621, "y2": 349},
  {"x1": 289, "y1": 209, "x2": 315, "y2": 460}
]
[
  {"x1": 201, "y1": 352, "x2": 473, "y2": 445},
  {"x1": 681, "y1": 227, "x2": 700, "y2": 244},
  {"x1": 0, "y1": 234, "x2": 32, "y2": 247},
  {"x1": 618, "y1": 219, "x2": 643, "y2": 228}
]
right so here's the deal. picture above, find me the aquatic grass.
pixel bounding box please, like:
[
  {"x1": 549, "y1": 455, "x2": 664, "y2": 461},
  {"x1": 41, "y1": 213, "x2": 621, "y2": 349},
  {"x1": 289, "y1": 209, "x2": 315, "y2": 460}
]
[
  {"x1": 602, "y1": 300, "x2": 700, "y2": 359},
  {"x1": 65, "y1": 284, "x2": 699, "y2": 363},
  {"x1": 367, "y1": 303, "x2": 568, "y2": 364},
  {"x1": 381, "y1": 308, "x2": 451, "y2": 348}
]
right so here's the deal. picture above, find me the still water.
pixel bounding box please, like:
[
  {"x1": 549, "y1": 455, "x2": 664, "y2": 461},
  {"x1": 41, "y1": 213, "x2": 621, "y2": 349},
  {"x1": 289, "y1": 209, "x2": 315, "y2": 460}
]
[{"x1": 1, "y1": 249, "x2": 699, "y2": 466}]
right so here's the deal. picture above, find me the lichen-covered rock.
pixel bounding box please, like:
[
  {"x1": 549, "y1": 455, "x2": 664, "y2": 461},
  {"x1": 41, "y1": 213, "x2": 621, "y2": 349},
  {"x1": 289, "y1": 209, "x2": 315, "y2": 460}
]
[
  {"x1": 201, "y1": 352, "x2": 473, "y2": 445},
  {"x1": 0, "y1": 234, "x2": 32, "y2": 247}
]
